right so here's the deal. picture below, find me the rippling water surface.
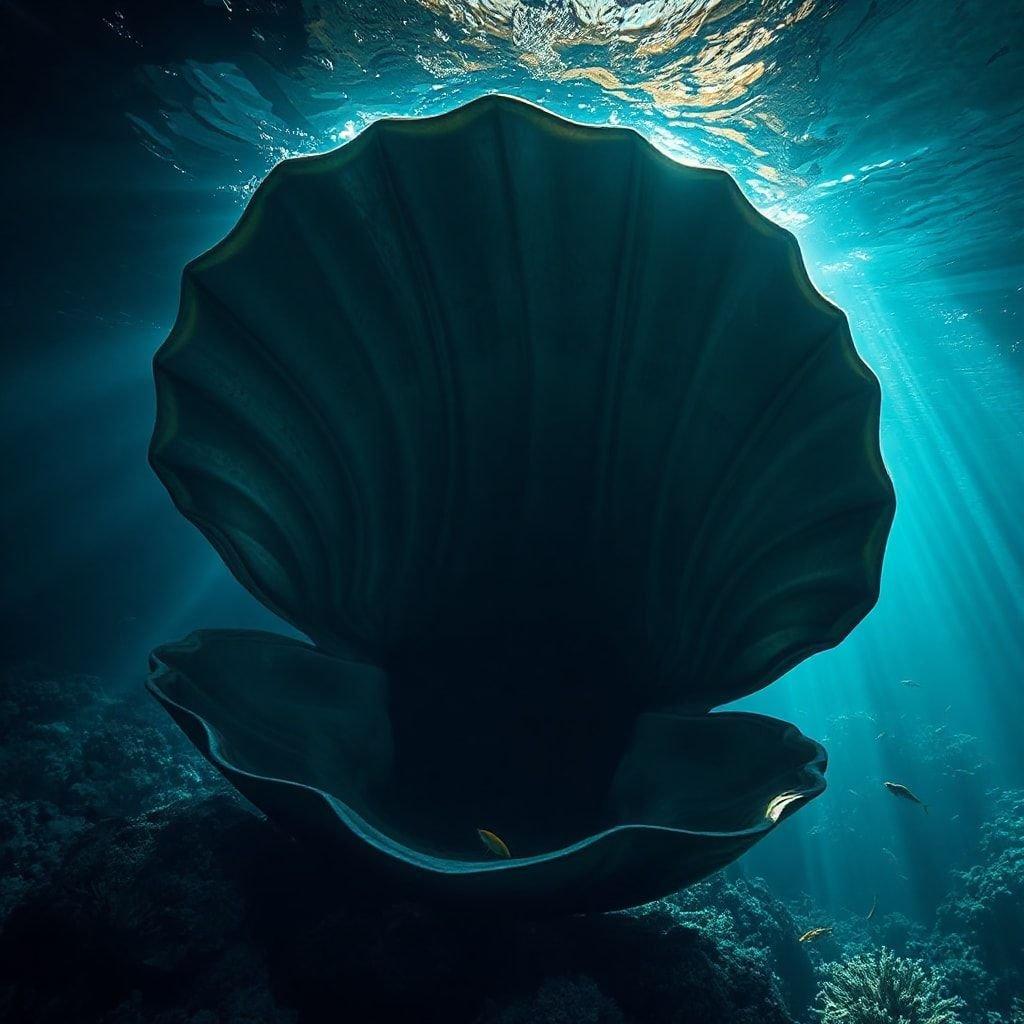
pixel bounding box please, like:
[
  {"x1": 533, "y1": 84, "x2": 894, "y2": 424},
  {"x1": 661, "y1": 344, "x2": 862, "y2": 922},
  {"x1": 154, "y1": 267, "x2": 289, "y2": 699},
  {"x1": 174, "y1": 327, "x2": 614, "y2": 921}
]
[
  {"x1": 122, "y1": 1, "x2": 1024, "y2": 312},
  {"x1": 2, "y1": 0, "x2": 1022, "y2": 958}
]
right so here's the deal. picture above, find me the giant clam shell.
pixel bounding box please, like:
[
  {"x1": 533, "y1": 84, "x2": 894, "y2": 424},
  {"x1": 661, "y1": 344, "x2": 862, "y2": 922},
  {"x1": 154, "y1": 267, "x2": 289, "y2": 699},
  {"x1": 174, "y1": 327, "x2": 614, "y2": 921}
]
[{"x1": 148, "y1": 95, "x2": 894, "y2": 913}]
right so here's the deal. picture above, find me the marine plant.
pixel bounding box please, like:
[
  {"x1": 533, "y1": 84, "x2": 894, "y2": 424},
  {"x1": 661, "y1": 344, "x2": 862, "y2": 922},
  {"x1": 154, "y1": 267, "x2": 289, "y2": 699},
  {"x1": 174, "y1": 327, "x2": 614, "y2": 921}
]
[
  {"x1": 146, "y1": 94, "x2": 894, "y2": 913},
  {"x1": 816, "y1": 947, "x2": 964, "y2": 1024}
]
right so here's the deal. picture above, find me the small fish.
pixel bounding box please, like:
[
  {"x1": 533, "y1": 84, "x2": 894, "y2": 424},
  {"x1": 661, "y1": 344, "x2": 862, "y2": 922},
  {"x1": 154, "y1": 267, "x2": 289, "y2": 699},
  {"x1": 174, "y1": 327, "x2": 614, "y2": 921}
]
[
  {"x1": 884, "y1": 781, "x2": 928, "y2": 814},
  {"x1": 866, "y1": 894, "x2": 877, "y2": 921},
  {"x1": 875, "y1": 731, "x2": 887, "y2": 740},
  {"x1": 798, "y1": 926, "x2": 833, "y2": 943},
  {"x1": 900, "y1": 678, "x2": 921, "y2": 688},
  {"x1": 477, "y1": 828, "x2": 511, "y2": 858},
  {"x1": 881, "y1": 847, "x2": 899, "y2": 865},
  {"x1": 986, "y1": 44, "x2": 1010, "y2": 66}
]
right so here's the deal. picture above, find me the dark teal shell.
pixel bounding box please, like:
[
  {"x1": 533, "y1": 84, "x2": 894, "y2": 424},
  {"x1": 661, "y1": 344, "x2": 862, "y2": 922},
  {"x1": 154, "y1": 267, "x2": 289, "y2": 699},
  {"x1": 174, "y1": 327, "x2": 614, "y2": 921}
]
[{"x1": 148, "y1": 95, "x2": 894, "y2": 914}]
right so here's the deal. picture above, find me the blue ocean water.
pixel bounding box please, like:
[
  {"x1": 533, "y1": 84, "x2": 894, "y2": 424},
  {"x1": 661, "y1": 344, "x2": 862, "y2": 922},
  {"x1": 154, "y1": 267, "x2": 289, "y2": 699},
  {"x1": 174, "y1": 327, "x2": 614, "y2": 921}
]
[{"x1": 1, "y1": 2, "x2": 1022, "y2": 1020}]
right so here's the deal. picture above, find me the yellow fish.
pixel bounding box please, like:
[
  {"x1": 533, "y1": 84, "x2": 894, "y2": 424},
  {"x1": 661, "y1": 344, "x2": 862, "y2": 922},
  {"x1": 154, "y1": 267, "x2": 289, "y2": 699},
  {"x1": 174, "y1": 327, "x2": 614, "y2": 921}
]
[
  {"x1": 798, "y1": 926, "x2": 833, "y2": 943},
  {"x1": 477, "y1": 828, "x2": 511, "y2": 859}
]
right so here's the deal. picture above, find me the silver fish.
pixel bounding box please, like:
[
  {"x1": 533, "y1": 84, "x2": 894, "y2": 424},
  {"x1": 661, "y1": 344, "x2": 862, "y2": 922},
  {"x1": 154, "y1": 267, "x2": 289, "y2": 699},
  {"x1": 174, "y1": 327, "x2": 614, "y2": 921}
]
[{"x1": 884, "y1": 781, "x2": 928, "y2": 814}]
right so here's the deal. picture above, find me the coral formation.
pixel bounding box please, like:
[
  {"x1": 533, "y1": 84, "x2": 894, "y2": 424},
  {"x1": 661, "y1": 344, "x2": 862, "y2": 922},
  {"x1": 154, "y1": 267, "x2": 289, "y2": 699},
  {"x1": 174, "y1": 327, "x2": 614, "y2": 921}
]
[
  {"x1": 816, "y1": 947, "x2": 963, "y2": 1024},
  {"x1": 668, "y1": 873, "x2": 817, "y2": 1017}
]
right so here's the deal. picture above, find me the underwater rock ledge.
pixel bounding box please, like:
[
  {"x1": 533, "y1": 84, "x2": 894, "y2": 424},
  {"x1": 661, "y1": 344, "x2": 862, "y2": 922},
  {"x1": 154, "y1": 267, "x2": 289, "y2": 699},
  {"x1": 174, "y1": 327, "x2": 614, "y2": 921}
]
[
  {"x1": 147, "y1": 94, "x2": 895, "y2": 912},
  {"x1": 0, "y1": 794, "x2": 799, "y2": 1024}
]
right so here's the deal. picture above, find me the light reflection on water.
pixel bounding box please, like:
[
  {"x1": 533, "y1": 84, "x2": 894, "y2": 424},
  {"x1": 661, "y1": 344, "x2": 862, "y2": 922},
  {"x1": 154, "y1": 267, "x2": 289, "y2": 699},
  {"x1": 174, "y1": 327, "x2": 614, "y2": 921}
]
[{"x1": 130, "y1": 1, "x2": 1021, "y2": 301}]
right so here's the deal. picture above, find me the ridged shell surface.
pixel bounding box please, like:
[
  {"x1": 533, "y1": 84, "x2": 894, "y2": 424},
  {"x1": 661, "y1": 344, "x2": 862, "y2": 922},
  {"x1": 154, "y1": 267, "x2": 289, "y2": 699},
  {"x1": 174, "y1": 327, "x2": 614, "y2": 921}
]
[{"x1": 152, "y1": 94, "x2": 894, "y2": 712}]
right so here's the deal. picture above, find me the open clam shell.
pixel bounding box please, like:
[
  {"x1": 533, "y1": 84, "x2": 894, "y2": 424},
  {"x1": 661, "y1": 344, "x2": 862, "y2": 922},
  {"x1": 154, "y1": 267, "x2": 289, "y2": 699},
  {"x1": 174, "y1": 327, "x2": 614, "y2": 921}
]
[
  {"x1": 149, "y1": 630, "x2": 826, "y2": 914},
  {"x1": 148, "y1": 96, "x2": 893, "y2": 912}
]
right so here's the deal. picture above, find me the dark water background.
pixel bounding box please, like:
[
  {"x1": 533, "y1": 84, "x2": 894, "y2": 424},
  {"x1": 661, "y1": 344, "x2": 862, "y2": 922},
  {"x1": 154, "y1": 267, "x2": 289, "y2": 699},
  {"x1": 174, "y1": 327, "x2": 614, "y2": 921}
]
[{"x1": 1, "y1": 0, "x2": 1022, "y2": 1016}]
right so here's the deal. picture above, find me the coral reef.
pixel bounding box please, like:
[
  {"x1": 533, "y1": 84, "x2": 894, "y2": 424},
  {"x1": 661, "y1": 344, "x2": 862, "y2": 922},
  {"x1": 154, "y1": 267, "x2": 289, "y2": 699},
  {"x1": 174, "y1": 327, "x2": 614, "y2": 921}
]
[
  {"x1": 779, "y1": 790, "x2": 1024, "y2": 1024},
  {"x1": 815, "y1": 947, "x2": 963, "y2": 1024}
]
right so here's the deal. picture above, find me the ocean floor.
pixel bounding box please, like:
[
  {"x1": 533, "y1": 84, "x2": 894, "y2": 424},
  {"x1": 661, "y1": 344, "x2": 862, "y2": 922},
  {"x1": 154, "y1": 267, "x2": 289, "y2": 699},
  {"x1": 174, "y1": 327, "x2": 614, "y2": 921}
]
[{"x1": 0, "y1": 666, "x2": 1020, "y2": 1024}]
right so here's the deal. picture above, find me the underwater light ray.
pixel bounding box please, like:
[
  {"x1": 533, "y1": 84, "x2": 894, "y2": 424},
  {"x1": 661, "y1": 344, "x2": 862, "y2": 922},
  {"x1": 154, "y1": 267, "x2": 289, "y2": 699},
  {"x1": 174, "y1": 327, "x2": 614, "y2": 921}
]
[
  {"x1": 739, "y1": 256, "x2": 1024, "y2": 916},
  {"x1": 745, "y1": 268, "x2": 1024, "y2": 917}
]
